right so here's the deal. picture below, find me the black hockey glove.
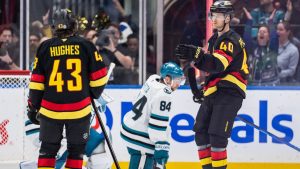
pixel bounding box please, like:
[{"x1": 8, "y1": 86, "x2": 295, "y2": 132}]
[
  {"x1": 175, "y1": 44, "x2": 203, "y2": 61},
  {"x1": 188, "y1": 68, "x2": 204, "y2": 104},
  {"x1": 27, "y1": 100, "x2": 40, "y2": 125}
]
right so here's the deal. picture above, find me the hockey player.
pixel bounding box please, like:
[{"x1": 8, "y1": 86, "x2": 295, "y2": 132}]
[
  {"x1": 121, "y1": 62, "x2": 185, "y2": 169},
  {"x1": 27, "y1": 9, "x2": 107, "y2": 169},
  {"x1": 21, "y1": 94, "x2": 113, "y2": 169},
  {"x1": 175, "y1": 1, "x2": 249, "y2": 169}
]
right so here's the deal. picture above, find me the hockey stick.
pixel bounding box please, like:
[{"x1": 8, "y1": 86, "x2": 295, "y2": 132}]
[
  {"x1": 187, "y1": 68, "x2": 300, "y2": 152},
  {"x1": 236, "y1": 115, "x2": 300, "y2": 152},
  {"x1": 91, "y1": 63, "x2": 121, "y2": 169},
  {"x1": 91, "y1": 100, "x2": 121, "y2": 169}
]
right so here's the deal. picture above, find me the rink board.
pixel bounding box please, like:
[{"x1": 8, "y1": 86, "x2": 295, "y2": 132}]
[
  {"x1": 0, "y1": 85, "x2": 300, "y2": 168},
  {"x1": 111, "y1": 162, "x2": 300, "y2": 169}
]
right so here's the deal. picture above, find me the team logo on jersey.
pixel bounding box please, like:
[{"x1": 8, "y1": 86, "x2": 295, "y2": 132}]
[
  {"x1": 164, "y1": 87, "x2": 172, "y2": 94},
  {"x1": 83, "y1": 132, "x2": 88, "y2": 140}
]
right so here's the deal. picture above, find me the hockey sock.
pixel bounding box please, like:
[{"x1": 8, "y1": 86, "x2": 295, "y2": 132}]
[
  {"x1": 65, "y1": 158, "x2": 83, "y2": 169},
  {"x1": 211, "y1": 147, "x2": 227, "y2": 169},
  {"x1": 198, "y1": 145, "x2": 212, "y2": 169},
  {"x1": 38, "y1": 142, "x2": 60, "y2": 168},
  {"x1": 38, "y1": 157, "x2": 55, "y2": 169}
]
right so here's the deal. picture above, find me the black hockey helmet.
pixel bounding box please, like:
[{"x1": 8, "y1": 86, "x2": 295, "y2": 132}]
[
  {"x1": 52, "y1": 9, "x2": 76, "y2": 32},
  {"x1": 210, "y1": 1, "x2": 234, "y2": 14}
]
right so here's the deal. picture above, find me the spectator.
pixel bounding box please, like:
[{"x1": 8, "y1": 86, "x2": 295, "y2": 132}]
[
  {"x1": 0, "y1": 26, "x2": 13, "y2": 43},
  {"x1": 126, "y1": 34, "x2": 139, "y2": 84},
  {"x1": 99, "y1": 23, "x2": 133, "y2": 69},
  {"x1": 29, "y1": 32, "x2": 41, "y2": 65},
  {"x1": 285, "y1": 0, "x2": 300, "y2": 40},
  {"x1": 251, "y1": 0, "x2": 285, "y2": 25},
  {"x1": 119, "y1": 21, "x2": 133, "y2": 45},
  {"x1": 244, "y1": 0, "x2": 285, "y2": 40},
  {"x1": 246, "y1": 25, "x2": 280, "y2": 85},
  {"x1": 96, "y1": 23, "x2": 133, "y2": 84},
  {"x1": 127, "y1": 34, "x2": 139, "y2": 67},
  {"x1": 102, "y1": 0, "x2": 126, "y2": 23},
  {"x1": 84, "y1": 29, "x2": 98, "y2": 43},
  {"x1": 0, "y1": 47, "x2": 19, "y2": 70},
  {"x1": 0, "y1": 25, "x2": 19, "y2": 67},
  {"x1": 230, "y1": 0, "x2": 248, "y2": 26},
  {"x1": 277, "y1": 21, "x2": 299, "y2": 82}
]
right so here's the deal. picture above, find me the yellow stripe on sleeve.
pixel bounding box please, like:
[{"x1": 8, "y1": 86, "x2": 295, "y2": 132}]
[
  {"x1": 204, "y1": 86, "x2": 217, "y2": 96},
  {"x1": 213, "y1": 53, "x2": 229, "y2": 70},
  {"x1": 89, "y1": 75, "x2": 108, "y2": 87},
  {"x1": 29, "y1": 82, "x2": 45, "y2": 91}
]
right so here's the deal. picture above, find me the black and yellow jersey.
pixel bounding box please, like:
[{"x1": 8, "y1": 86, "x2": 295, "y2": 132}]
[
  {"x1": 194, "y1": 29, "x2": 249, "y2": 98},
  {"x1": 28, "y1": 35, "x2": 107, "y2": 120}
]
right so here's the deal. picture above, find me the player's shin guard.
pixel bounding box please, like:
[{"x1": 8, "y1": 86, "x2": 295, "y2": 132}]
[
  {"x1": 38, "y1": 142, "x2": 60, "y2": 169},
  {"x1": 65, "y1": 144, "x2": 85, "y2": 169},
  {"x1": 198, "y1": 145, "x2": 212, "y2": 169},
  {"x1": 211, "y1": 147, "x2": 227, "y2": 169}
]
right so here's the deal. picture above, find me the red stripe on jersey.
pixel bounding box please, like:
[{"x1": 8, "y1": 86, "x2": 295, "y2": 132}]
[
  {"x1": 198, "y1": 148, "x2": 211, "y2": 159},
  {"x1": 230, "y1": 72, "x2": 247, "y2": 84},
  {"x1": 65, "y1": 158, "x2": 83, "y2": 169},
  {"x1": 204, "y1": 78, "x2": 221, "y2": 90},
  {"x1": 90, "y1": 67, "x2": 107, "y2": 81},
  {"x1": 41, "y1": 97, "x2": 91, "y2": 111},
  {"x1": 38, "y1": 158, "x2": 55, "y2": 167},
  {"x1": 31, "y1": 74, "x2": 45, "y2": 83},
  {"x1": 214, "y1": 50, "x2": 233, "y2": 63},
  {"x1": 211, "y1": 150, "x2": 227, "y2": 161}
]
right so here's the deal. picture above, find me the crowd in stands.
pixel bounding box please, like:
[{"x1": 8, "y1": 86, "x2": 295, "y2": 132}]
[
  {"x1": 238, "y1": 0, "x2": 300, "y2": 85},
  {"x1": 1, "y1": 0, "x2": 300, "y2": 86}
]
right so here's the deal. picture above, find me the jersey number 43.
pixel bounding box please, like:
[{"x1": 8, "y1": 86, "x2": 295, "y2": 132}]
[{"x1": 49, "y1": 59, "x2": 82, "y2": 92}]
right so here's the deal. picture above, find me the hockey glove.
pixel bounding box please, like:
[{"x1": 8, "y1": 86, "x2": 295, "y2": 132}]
[
  {"x1": 188, "y1": 68, "x2": 205, "y2": 104},
  {"x1": 175, "y1": 44, "x2": 203, "y2": 61},
  {"x1": 154, "y1": 142, "x2": 169, "y2": 168},
  {"x1": 27, "y1": 100, "x2": 40, "y2": 125}
]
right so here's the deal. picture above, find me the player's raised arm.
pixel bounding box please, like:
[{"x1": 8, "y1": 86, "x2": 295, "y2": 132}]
[{"x1": 175, "y1": 37, "x2": 243, "y2": 74}]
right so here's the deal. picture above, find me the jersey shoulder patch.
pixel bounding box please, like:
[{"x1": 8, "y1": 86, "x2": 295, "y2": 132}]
[{"x1": 163, "y1": 87, "x2": 172, "y2": 94}]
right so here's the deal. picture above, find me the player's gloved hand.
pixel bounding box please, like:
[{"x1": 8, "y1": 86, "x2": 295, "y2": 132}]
[
  {"x1": 27, "y1": 100, "x2": 40, "y2": 125},
  {"x1": 193, "y1": 84, "x2": 205, "y2": 104},
  {"x1": 154, "y1": 142, "x2": 169, "y2": 168},
  {"x1": 175, "y1": 44, "x2": 203, "y2": 61}
]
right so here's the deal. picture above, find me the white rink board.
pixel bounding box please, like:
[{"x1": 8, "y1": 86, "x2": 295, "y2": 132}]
[
  {"x1": 106, "y1": 88, "x2": 300, "y2": 163},
  {"x1": 0, "y1": 86, "x2": 299, "y2": 163},
  {"x1": 0, "y1": 89, "x2": 25, "y2": 161}
]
